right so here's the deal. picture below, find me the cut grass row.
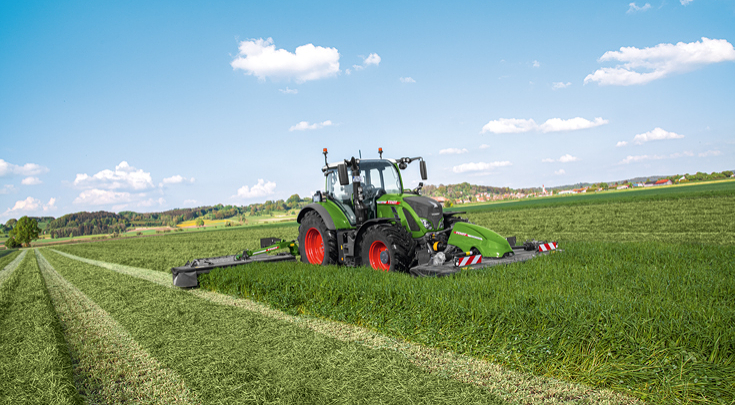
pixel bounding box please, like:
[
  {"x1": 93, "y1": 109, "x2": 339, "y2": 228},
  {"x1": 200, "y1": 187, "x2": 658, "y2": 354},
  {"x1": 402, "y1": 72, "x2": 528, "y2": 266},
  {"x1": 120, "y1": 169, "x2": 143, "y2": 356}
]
[
  {"x1": 41, "y1": 249, "x2": 506, "y2": 404},
  {"x1": 36, "y1": 250, "x2": 200, "y2": 405},
  {"x1": 195, "y1": 241, "x2": 735, "y2": 404},
  {"x1": 0, "y1": 249, "x2": 23, "y2": 287},
  {"x1": 51, "y1": 247, "x2": 639, "y2": 404},
  {"x1": 0, "y1": 250, "x2": 81, "y2": 405}
]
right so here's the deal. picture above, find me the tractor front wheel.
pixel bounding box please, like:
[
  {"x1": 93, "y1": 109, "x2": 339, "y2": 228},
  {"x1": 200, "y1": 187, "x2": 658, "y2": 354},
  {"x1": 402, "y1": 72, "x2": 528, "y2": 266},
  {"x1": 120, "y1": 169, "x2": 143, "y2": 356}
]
[
  {"x1": 359, "y1": 225, "x2": 413, "y2": 272},
  {"x1": 298, "y1": 211, "x2": 338, "y2": 265}
]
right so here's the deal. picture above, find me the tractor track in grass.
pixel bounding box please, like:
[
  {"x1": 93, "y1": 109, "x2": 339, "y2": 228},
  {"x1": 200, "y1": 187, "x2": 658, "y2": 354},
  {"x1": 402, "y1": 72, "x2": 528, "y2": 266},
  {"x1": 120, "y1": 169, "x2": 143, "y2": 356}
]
[
  {"x1": 49, "y1": 248, "x2": 640, "y2": 405},
  {"x1": 36, "y1": 250, "x2": 201, "y2": 405},
  {"x1": 0, "y1": 249, "x2": 27, "y2": 288}
]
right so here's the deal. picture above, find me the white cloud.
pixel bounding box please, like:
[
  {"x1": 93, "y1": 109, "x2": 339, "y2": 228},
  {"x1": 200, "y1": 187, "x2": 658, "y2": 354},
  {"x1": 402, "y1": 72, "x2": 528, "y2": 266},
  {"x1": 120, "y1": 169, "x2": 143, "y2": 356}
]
[
  {"x1": 452, "y1": 161, "x2": 512, "y2": 173},
  {"x1": 74, "y1": 161, "x2": 154, "y2": 191},
  {"x1": 627, "y1": 2, "x2": 651, "y2": 13},
  {"x1": 73, "y1": 189, "x2": 133, "y2": 205},
  {"x1": 532, "y1": 60, "x2": 540, "y2": 68},
  {"x1": 279, "y1": 87, "x2": 298, "y2": 94},
  {"x1": 479, "y1": 144, "x2": 490, "y2": 149},
  {"x1": 234, "y1": 179, "x2": 276, "y2": 199},
  {"x1": 439, "y1": 148, "x2": 468, "y2": 155},
  {"x1": 21, "y1": 177, "x2": 42, "y2": 185},
  {"x1": 584, "y1": 37, "x2": 735, "y2": 86},
  {"x1": 400, "y1": 77, "x2": 416, "y2": 83},
  {"x1": 481, "y1": 118, "x2": 537, "y2": 134},
  {"x1": 552, "y1": 82, "x2": 571, "y2": 89},
  {"x1": 363, "y1": 53, "x2": 381, "y2": 66},
  {"x1": 616, "y1": 141, "x2": 629, "y2": 147},
  {"x1": 681, "y1": 0, "x2": 693, "y2": 4},
  {"x1": 0, "y1": 159, "x2": 49, "y2": 177},
  {"x1": 289, "y1": 120, "x2": 334, "y2": 131},
  {"x1": 0, "y1": 185, "x2": 16, "y2": 195},
  {"x1": 543, "y1": 154, "x2": 579, "y2": 163},
  {"x1": 633, "y1": 127, "x2": 684, "y2": 144},
  {"x1": 619, "y1": 151, "x2": 693, "y2": 164},
  {"x1": 481, "y1": 117, "x2": 607, "y2": 134},
  {"x1": 230, "y1": 38, "x2": 340, "y2": 83},
  {"x1": 698, "y1": 150, "x2": 721, "y2": 157},
  {"x1": 3, "y1": 196, "x2": 56, "y2": 216},
  {"x1": 555, "y1": 169, "x2": 566, "y2": 175},
  {"x1": 162, "y1": 175, "x2": 194, "y2": 185},
  {"x1": 138, "y1": 197, "x2": 166, "y2": 207},
  {"x1": 539, "y1": 117, "x2": 608, "y2": 133},
  {"x1": 183, "y1": 199, "x2": 198, "y2": 205}
]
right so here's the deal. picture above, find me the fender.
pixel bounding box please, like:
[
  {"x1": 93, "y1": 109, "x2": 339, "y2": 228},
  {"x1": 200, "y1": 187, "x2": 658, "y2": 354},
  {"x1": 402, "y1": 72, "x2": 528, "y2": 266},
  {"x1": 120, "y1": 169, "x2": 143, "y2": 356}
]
[{"x1": 297, "y1": 203, "x2": 337, "y2": 230}]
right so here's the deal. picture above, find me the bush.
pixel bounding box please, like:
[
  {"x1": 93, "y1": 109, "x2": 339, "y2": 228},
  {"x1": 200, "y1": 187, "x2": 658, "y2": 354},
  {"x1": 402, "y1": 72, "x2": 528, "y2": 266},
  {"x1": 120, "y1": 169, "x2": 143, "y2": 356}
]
[{"x1": 4, "y1": 237, "x2": 21, "y2": 248}]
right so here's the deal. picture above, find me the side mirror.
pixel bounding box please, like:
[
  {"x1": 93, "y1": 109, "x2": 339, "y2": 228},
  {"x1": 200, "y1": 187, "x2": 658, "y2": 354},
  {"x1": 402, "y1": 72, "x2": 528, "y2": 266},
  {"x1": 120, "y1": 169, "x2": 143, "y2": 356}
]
[
  {"x1": 420, "y1": 160, "x2": 428, "y2": 180},
  {"x1": 338, "y1": 164, "x2": 349, "y2": 186}
]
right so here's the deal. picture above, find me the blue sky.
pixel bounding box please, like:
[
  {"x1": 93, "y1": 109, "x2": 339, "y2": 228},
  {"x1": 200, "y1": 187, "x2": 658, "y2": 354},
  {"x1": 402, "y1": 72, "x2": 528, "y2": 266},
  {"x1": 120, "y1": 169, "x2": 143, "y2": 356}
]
[{"x1": 1, "y1": 0, "x2": 733, "y2": 220}]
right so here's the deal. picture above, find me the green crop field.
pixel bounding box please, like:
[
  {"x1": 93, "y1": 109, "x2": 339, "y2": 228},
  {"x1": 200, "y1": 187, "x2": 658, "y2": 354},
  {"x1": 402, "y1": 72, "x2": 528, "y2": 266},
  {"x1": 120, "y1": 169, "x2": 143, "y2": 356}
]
[{"x1": 3, "y1": 181, "x2": 732, "y2": 403}]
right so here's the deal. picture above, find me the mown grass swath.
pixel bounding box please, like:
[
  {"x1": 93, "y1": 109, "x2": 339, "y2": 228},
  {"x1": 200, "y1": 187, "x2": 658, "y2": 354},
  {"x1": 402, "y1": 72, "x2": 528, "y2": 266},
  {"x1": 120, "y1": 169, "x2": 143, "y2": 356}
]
[
  {"x1": 0, "y1": 250, "x2": 81, "y2": 405},
  {"x1": 41, "y1": 249, "x2": 504, "y2": 404},
  {"x1": 0, "y1": 250, "x2": 21, "y2": 272}
]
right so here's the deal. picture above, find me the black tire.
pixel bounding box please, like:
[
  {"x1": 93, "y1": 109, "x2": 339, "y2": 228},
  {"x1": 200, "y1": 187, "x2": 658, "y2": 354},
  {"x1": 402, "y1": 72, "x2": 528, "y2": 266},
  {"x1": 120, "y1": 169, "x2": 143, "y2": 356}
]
[
  {"x1": 359, "y1": 224, "x2": 413, "y2": 272},
  {"x1": 298, "y1": 210, "x2": 338, "y2": 265}
]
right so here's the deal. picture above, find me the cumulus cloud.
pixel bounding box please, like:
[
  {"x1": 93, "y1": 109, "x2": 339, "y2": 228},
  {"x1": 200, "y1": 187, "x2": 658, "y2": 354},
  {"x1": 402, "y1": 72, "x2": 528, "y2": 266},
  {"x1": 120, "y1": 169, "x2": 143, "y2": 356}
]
[
  {"x1": 21, "y1": 177, "x2": 42, "y2": 185},
  {"x1": 681, "y1": 0, "x2": 693, "y2": 4},
  {"x1": 74, "y1": 161, "x2": 154, "y2": 191},
  {"x1": 619, "y1": 151, "x2": 693, "y2": 164},
  {"x1": 234, "y1": 179, "x2": 276, "y2": 199},
  {"x1": 363, "y1": 53, "x2": 381, "y2": 66},
  {"x1": 584, "y1": 37, "x2": 735, "y2": 86},
  {"x1": 555, "y1": 169, "x2": 566, "y2": 175},
  {"x1": 479, "y1": 144, "x2": 490, "y2": 149},
  {"x1": 162, "y1": 175, "x2": 195, "y2": 185},
  {"x1": 616, "y1": 141, "x2": 629, "y2": 147},
  {"x1": 627, "y1": 2, "x2": 651, "y2": 13},
  {"x1": 539, "y1": 117, "x2": 608, "y2": 133},
  {"x1": 481, "y1": 117, "x2": 608, "y2": 134},
  {"x1": 542, "y1": 154, "x2": 579, "y2": 163},
  {"x1": 552, "y1": 82, "x2": 571, "y2": 89},
  {"x1": 481, "y1": 118, "x2": 538, "y2": 134},
  {"x1": 3, "y1": 197, "x2": 56, "y2": 216},
  {"x1": 0, "y1": 159, "x2": 49, "y2": 177},
  {"x1": 439, "y1": 148, "x2": 468, "y2": 155},
  {"x1": 452, "y1": 161, "x2": 512, "y2": 173},
  {"x1": 633, "y1": 127, "x2": 684, "y2": 144},
  {"x1": 1, "y1": 185, "x2": 16, "y2": 195},
  {"x1": 699, "y1": 150, "x2": 722, "y2": 157},
  {"x1": 532, "y1": 60, "x2": 540, "y2": 68},
  {"x1": 400, "y1": 77, "x2": 416, "y2": 83},
  {"x1": 231, "y1": 38, "x2": 340, "y2": 83},
  {"x1": 279, "y1": 87, "x2": 298, "y2": 94},
  {"x1": 74, "y1": 189, "x2": 133, "y2": 205},
  {"x1": 289, "y1": 120, "x2": 334, "y2": 131}
]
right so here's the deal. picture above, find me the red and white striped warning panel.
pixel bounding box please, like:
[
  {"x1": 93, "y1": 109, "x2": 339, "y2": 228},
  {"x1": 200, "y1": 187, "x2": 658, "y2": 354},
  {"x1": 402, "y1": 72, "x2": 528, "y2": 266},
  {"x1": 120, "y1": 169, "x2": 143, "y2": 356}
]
[
  {"x1": 538, "y1": 242, "x2": 558, "y2": 252},
  {"x1": 456, "y1": 254, "x2": 482, "y2": 267}
]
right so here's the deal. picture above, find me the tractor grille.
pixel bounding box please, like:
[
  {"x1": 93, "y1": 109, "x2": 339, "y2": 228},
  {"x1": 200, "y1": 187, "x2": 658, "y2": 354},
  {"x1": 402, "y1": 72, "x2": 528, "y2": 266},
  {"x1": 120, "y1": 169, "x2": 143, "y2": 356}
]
[{"x1": 404, "y1": 196, "x2": 443, "y2": 230}]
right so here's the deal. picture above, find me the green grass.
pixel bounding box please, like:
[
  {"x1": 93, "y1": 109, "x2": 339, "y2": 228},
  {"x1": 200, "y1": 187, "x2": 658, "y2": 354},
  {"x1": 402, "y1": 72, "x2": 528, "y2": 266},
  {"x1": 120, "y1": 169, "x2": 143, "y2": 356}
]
[
  {"x1": 196, "y1": 241, "x2": 735, "y2": 403},
  {"x1": 448, "y1": 179, "x2": 735, "y2": 213},
  {"x1": 0, "y1": 250, "x2": 21, "y2": 270},
  {"x1": 0, "y1": 249, "x2": 18, "y2": 260},
  {"x1": 0, "y1": 250, "x2": 81, "y2": 405},
  {"x1": 41, "y1": 249, "x2": 504, "y2": 404},
  {"x1": 52, "y1": 186, "x2": 735, "y2": 403}
]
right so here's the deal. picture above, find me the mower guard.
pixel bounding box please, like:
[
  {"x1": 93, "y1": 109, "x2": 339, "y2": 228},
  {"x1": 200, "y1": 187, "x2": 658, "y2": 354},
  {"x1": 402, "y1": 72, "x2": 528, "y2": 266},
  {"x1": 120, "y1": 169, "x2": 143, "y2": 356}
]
[{"x1": 409, "y1": 247, "x2": 552, "y2": 277}]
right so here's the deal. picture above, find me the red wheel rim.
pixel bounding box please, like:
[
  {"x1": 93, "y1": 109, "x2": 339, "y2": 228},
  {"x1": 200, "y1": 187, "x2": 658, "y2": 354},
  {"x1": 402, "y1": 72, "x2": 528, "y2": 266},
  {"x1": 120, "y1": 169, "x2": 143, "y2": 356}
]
[
  {"x1": 368, "y1": 240, "x2": 390, "y2": 271},
  {"x1": 304, "y1": 228, "x2": 324, "y2": 264}
]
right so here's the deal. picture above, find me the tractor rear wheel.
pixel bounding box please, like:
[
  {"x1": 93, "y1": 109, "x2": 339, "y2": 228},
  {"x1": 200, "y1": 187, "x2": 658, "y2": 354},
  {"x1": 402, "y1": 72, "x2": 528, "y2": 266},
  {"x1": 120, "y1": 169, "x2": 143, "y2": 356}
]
[
  {"x1": 359, "y1": 225, "x2": 413, "y2": 272},
  {"x1": 298, "y1": 211, "x2": 338, "y2": 265}
]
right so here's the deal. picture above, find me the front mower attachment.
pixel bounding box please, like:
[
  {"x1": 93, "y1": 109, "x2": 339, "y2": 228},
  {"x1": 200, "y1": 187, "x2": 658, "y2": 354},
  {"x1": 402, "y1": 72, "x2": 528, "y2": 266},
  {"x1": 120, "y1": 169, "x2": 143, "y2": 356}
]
[
  {"x1": 409, "y1": 239, "x2": 558, "y2": 277},
  {"x1": 171, "y1": 238, "x2": 298, "y2": 287}
]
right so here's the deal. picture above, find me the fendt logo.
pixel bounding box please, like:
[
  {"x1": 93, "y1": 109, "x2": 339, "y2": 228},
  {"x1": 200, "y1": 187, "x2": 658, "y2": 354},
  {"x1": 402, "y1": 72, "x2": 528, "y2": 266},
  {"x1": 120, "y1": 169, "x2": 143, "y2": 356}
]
[
  {"x1": 377, "y1": 201, "x2": 401, "y2": 205},
  {"x1": 453, "y1": 231, "x2": 482, "y2": 241}
]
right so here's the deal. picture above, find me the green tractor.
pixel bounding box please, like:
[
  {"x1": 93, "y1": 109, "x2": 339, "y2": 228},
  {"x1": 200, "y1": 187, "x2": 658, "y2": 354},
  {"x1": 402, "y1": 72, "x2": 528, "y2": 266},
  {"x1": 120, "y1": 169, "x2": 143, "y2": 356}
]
[{"x1": 171, "y1": 148, "x2": 555, "y2": 287}]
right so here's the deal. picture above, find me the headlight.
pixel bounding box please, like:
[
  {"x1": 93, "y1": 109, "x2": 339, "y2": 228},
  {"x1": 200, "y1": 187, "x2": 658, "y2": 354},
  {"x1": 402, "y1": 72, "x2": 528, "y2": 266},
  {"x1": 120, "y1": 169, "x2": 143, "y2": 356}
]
[{"x1": 420, "y1": 218, "x2": 432, "y2": 229}]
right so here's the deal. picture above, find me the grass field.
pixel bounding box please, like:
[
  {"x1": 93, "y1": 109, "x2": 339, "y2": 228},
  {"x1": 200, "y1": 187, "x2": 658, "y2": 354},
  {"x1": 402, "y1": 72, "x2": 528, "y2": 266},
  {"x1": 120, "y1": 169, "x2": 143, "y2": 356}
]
[{"x1": 47, "y1": 181, "x2": 735, "y2": 403}]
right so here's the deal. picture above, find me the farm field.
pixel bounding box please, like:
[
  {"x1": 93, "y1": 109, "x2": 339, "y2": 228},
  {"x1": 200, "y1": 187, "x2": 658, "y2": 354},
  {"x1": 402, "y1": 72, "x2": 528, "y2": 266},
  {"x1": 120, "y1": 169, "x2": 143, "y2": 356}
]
[{"x1": 47, "y1": 182, "x2": 735, "y2": 403}]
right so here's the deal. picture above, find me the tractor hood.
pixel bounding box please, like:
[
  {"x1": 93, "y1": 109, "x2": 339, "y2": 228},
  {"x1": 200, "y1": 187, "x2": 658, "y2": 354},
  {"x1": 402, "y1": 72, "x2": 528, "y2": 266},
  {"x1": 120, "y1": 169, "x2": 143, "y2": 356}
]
[{"x1": 403, "y1": 196, "x2": 443, "y2": 230}]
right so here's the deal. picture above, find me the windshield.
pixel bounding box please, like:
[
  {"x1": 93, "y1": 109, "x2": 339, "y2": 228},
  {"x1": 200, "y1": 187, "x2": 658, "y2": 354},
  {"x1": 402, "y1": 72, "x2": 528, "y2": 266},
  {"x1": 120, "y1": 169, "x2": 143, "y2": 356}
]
[{"x1": 325, "y1": 160, "x2": 402, "y2": 198}]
